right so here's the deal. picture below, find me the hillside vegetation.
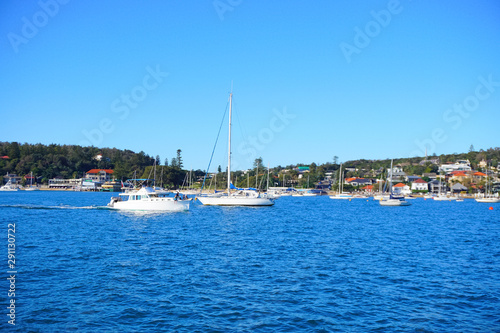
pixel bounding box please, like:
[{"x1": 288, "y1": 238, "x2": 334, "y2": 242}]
[{"x1": 1, "y1": 142, "x2": 499, "y2": 189}]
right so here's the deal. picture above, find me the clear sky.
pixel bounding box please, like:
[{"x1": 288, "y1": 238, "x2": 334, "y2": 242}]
[{"x1": 1, "y1": 0, "x2": 499, "y2": 171}]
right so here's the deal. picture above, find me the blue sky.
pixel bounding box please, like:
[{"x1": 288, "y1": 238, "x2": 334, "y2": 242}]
[{"x1": 1, "y1": 0, "x2": 499, "y2": 171}]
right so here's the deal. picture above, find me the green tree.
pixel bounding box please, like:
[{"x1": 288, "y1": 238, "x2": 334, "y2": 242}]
[
  {"x1": 9, "y1": 142, "x2": 20, "y2": 159},
  {"x1": 176, "y1": 149, "x2": 183, "y2": 169}
]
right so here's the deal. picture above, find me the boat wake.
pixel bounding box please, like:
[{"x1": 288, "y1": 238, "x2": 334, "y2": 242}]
[{"x1": 0, "y1": 204, "x2": 110, "y2": 210}]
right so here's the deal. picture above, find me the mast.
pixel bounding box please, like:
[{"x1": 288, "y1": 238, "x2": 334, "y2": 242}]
[
  {"x1": 153, "y1": 159, "x2": 156, "y2": 188},
  {"x1": 389, "y1": 159, "x2": 394, "y2": 195},
  {"x1": 338, "y1": 164, "x2": 342, "y2": 194},
  {"x1": 267, "y1": 163, "x2": 270, "y2": 191},
  {"x1": 227, "y1": 91, "x2": 232, "y2": 193},
  {"x1": 256, "y1": 164, "x2": 258, "y2": 189}
]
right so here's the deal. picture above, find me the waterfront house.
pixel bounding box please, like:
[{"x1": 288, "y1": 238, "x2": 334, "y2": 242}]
[
  {"x1": 346, "y1": 177, "x2": 373, "y2": 187},
  {"x1": 48, "y1": 178, "x2": 83, "y2": 189},
  {"x1": 451, "y1": 183, "x2": 468, "y2": 194},
  {"x1": 85, "y1": 169, "x2": 114, "y2": 183},
  {"x1": 411, "y1": 178, "x2": 428, "y2": 192},
  {"x1": 392, "y1": 183, "x2": 411, "y2": 195},
  {"x1": 422, "y1": 173, "x2": 437, "y2": 180},
  {"x1": 361, "y1": 185, "x2": 373, "y2": 192},
  {"x1": 472, "y1": 172, "x2": 487, "y2": 182},
  {"x1": 439, "y1": 160, "x2": 472, "y2": 173},
  {"x1": 428, "y1": 179, "x2": 447, "y2": 194},
  {"x1": 388, "y1": 166, "x2": 406, "y2": 182},
  {"x1": 449, "y1": 171, "x2": 469, "y2": 183},
  {"x1": 406, "y1": 175, "x2": 421, "y2": 182},
  {"x1": 315, "y1": 180, "x2": 332, "y2": 190},
  {"x1": 3, "y1": 173, "x2": 22, "y2": 184}
]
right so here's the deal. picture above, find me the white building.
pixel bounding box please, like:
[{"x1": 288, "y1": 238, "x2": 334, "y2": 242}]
[
  {"x1": 439, "y1": 160, "x2": 472, "y2": 173},
  {"x1": 85, "y1": 169, "x2": 114, "y2": 183},
  {"x1": 392, "y1": 183, "x2": 411, "y2": 195},
  {"x1": 48, "y1": 178, "x2": 82, "y2": 189},
  {"x1": 411, "y1": 178, "x2": 428, "y2": 192}
]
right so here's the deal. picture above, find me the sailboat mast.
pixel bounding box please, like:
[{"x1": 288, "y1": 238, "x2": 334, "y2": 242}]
[
  {"x1": 267, "y1": 163, "x2": 270, "y2": 191},
  {"x1": 389, "y1": 159, "x2": 393, "y2": 195},
  {"x1": 227, "y1": 92, "x2": 232, "y2": 193}
]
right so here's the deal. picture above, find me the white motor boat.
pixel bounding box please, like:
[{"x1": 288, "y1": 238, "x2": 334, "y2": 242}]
[
  {"x1": 379, "y1": 195, "x2": 412, "y2": 206},
  {"x1": 0, "y1": 179, "x2": 20, "y2": 191},
  {"x1": 108, "y1": 187, "x2": 190, "y2": 211},
  {"x1": 433, "y1": 195, "x2": 457, "y2": 201},
  {"x1": 330, "y1": 193, "x2": 353, "y2": 200}
]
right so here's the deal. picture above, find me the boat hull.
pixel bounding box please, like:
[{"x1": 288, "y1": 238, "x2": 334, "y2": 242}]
[
  {"x1": 109, "y1": 198, "x2": 190, "y2": 211},
  {"x1": 379, "y1": 199, "x2": 411, "y2": 206},
  {"x1": 433, "y1": 196, "x2": 457, "y2": 201},
  {"x1": 329, "y1": 195, "x2": 352, "y2": 200},
  {"x1": 475, "y1": 198, "x2": 500, "y2": 203}
]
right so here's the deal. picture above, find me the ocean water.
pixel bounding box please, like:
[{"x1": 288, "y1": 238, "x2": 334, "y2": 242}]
[{"x1": 1, "y1": 191, "x2": 499, "y2": 332}]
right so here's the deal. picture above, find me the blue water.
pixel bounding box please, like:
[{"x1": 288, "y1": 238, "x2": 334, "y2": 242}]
[{"x1": 1, "y1": 191, "x2": 499, "y2": 332}]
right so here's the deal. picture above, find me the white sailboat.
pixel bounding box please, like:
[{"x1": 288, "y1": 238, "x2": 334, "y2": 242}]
[
  {"x1": 433, "y1": 173, "x2": 456, "y2": 201},
  {"x1": 25, "y1": 171, "x2": 40, "y2": 191},
  {"x1": 476, "y1": 165, "x2": 500, "y2": 203},
  {"x1": 379, "y1": 160, "x2": 411, "y2": 206},
  {"x1": 330, "y1": 164, "x2": 352, "y2": 199},
  {"x1": 197, "y1": 91, "x2": 274, "y2": 206}
]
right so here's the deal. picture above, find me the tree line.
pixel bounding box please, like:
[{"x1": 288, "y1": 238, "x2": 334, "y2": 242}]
[
  {"x1": 1, "y1": 141, "x2": 498, "y2": 189},
  {"x1": 0, "y1": 142, "x2": 190, "y2": 187}
]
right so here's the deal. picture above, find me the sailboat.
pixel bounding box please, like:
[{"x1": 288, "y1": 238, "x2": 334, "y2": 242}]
[
  {"x1": 197, "y1": 91, "x2": 274, "y2": 206},
  {"x1": 330, "y1": 164, "x2": 352, "y2": 199},
  {"x1": 433, "y1": 172, "x2": 457, "y2": 201},
  {"x1": 25, "y1": 171, "x2": 40, "y2": 191},
  {"x1": 476, "y1": 164, "x2": 500, "y2": 203},
  {"x1": 379, "y1": 160, "x2": 411, "y2": 206}
]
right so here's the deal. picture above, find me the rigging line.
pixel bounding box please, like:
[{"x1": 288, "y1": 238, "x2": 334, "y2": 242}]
[{"x1": 200, "y1": 101, "x2": 229, "y2": 194}]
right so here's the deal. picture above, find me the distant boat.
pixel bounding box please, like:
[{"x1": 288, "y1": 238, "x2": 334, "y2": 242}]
[
  {"x1": 107, "y1": 187, "x2": 190, "y2": 211},
  {"x1": 475, "y1": 197, "x2": 500, "y2": 203},
  {"x1": 379, "y1": 160, "x2": 411, "y2": 206},
  {"x1": 25, "y1": 171, "x2": 40, "y2": 191},
  {"x1": 475, "y1": 164, "x2": 500, "y2": 203},
  {"x1": 433, "y1": 195, "x2": 457, "y2": 201},
  {"x1": 330, "y1": 164, "x2": 353, "y2": 199},
  {"x1": 303, "y1": 190, "x2": 320, "y2": 196},
  {"x1": 197, "y1": 90, "x2": 274, "y2": 206},
  {"x1": 432, "y1": 173, "x2": 456, "y2": 201},
  {"x1": 0, "y1": 179, "x2": 20, "y2": 191},
  {"x1": 101, "y1": 181, "x2": 122, "y2": 192}
]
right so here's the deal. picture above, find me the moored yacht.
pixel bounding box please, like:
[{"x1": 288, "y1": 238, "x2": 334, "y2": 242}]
[
  {"x1": 197, "y1": 90, "x2": 274, "y2": 207},
  {"x1": 379, "y1": 160, "x2": 411, "y2": 207}
]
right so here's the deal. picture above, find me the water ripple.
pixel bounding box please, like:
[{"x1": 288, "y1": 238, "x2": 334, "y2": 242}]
[{"x1": 0, "y1": 193, "x2": 499, "y2": 331}]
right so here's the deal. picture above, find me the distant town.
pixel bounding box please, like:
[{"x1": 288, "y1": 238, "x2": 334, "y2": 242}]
[{"x1": 1, "y1": 142, "x2": 499, "y2": 196}]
